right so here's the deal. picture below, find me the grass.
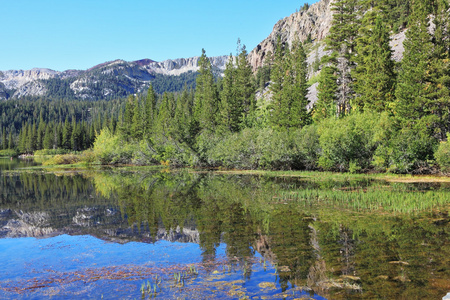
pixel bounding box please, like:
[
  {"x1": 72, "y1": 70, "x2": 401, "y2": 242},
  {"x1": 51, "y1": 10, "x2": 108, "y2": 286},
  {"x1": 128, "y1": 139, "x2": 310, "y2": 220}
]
[{"x1": 277, "y1": 183, "x2": 449, "y2": 213}]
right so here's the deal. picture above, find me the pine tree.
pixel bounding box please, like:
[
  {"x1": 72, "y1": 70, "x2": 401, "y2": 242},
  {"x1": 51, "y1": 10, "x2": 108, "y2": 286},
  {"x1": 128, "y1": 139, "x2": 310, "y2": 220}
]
[
  {"x1": 25, "y1": 123, "x2": 36, "y2": 153},
  {"x1": 156, "y1": 92, "x2": 173, "y2": 137},
  {"x1": 1, "y1": 129, "x2": 6, "y2": 150},
  {"x1": 314, "y1": 65, "x2": 338, "y2": 122},
  {"x1": 219, "y1": 54, "x2": 238, "y2": 132},
  {"x1": 270, "y1": 39, "x2": 310, "y2": 129},
  {"x1": 145, "y1": 84, "x2": 157, "y2": 135},
  {"x1": 194, "y1": 49, "x2": 219, "y2": 132},
  {"x1": 394, "y1": 0, "x2": 434, "y2": 121},
  {"x1": 131, "y1": 97, "x2": 144, "y2": 139},
  {"x1": 426, "y1": 0, "x2": 450, "y2": 139},
  {"x1": 121, "y1": 95, "x2": 135, "y2": 139},
  {"x1": 234, "y1": 41, "x2": 256, "y2": 127},
  {"x1": 43, "y1": 123, "x2": 53, "y2": 150},
  {"x1": 8, "y1": 131, "x2": 14, "y2": 150},
  {"x1": 288, "y1": 40, "x2": 311, "y2": 128},
  {"x1": 325, "y1": 0, "x2": 360, "y2": 116},
  {"x1": 62, "y1": 118, "x2": 72, "y2": 150},
  {"x1": 269, "y1": 37, "x2": 287, "y2": 127},
  {"x1": 353, "y1": 17, "x2": 396, "y2": 112}
]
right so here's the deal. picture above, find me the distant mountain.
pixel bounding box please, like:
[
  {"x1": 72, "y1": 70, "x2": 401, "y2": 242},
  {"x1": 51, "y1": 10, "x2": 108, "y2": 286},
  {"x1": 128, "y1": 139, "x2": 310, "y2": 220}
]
[{"x1": 0, "y1": 56, "x2": 229, "y2": 100}]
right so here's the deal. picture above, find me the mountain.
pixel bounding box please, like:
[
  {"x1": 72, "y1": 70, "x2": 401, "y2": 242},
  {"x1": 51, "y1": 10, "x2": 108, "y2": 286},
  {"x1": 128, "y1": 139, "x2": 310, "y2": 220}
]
[
  {"x1": 0, "y1": 56, "x2": 229, "y2": 100},
  {"x1": 248, "y1": 0, "x2": 407, "y2": 71},
  {"x1": 248, "y1": 0, "x2": 334, "y2": 71}
]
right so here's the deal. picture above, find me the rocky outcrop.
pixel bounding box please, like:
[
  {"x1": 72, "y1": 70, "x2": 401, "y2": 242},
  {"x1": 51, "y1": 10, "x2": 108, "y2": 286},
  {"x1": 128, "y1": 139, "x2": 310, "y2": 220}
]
[
  {"x1": 144, "y1": 56, "x2": 229, "y2": 76},
  {"x1": 248, "y1": 0, "x2": 333, "y2": 71},
  {"x1": 0, "y1": 68, "x2": 59, "y2": 90}
]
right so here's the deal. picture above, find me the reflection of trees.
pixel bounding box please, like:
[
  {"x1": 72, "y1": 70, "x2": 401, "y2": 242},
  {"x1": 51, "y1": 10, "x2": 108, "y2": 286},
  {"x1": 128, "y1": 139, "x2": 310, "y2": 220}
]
[{"x1": 2, "y1": 169, "x2": 449, "y2": 299}]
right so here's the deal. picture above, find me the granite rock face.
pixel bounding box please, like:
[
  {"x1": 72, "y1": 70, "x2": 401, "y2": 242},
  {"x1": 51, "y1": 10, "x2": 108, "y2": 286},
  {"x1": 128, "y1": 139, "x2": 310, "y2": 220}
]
[{"x1": 248, "y1": 0, "x2": 333, "y2": 71}]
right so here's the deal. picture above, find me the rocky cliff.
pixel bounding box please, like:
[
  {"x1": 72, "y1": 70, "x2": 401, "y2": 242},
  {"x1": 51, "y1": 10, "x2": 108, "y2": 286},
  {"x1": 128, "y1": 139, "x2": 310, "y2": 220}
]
[{"x1": 248, "y1": 0, "x2": 333, "y2": 71}]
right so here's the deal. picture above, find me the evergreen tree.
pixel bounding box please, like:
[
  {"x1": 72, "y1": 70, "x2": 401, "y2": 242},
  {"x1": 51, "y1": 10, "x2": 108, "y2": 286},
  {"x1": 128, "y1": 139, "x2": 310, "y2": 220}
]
[
  {"x1": 270, "y1": 39, "x2": 310, "y2": 129},
  {"x1": 325, "y1": 0, "x2": 360, "y2": 116},
  {"x1": 234, "y1": 41, "x2": 256, "y2": 127},
  {"x1": 25, "y1": 123, "x2": 36, "y2": 153},
  {"x1": 219, "y1": 54, "x2": 238, "y2": 132},
  {"x1": 155, "y1": 92, "x2": 173, "y2": 137},
  {"x1": 145, "y1": 84, "x2": 157, "y2": 135},
  {"x1": 62, "y1": 118, "x2": 72, "y2": 150},
  {"x1": 269, "y1": 37, "x2": 287, "y2": 127},
  {"x1": 1, "y1": 129, "x2": 6, "y2": 150},
  {"x1": 121, "y1": 95, "x2": 135, "y2": 139},
  {"x1": 353, "y1": 17, "x2": 396, "y2": 112},
  {"x1": 288, "y1": 40, "x2": 311, "y2": 128},
  {"x1": 314, "y1": 65, "x2": 338, "y2": 122},
  {"x1": 8, "y1": 131, "x2": 14, "y2": 150},
  {"x1": 194, "y1": 49, "x2": 219, "y2": 132},
  {"x1": 394, "y1": 0, "x2": 434, "y2": 122},
  {"x1": 131, "y1": 97, "x2": 144, "y2": 139},
  {"x1": 43, "y1": 123, "x2": 54, "y2": 149}
]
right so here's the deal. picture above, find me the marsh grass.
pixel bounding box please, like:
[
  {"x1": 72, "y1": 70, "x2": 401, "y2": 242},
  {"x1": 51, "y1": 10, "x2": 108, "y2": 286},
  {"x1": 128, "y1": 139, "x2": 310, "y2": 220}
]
[{"x1": 279, "y1": 182, "x2": 449, "y2": 213}]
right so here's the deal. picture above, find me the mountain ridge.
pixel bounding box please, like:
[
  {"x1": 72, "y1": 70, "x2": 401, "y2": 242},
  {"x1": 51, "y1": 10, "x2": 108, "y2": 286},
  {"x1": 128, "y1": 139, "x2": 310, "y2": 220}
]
[{"x1": 0, "y1": 55, "x2": 230, "y2": 100}]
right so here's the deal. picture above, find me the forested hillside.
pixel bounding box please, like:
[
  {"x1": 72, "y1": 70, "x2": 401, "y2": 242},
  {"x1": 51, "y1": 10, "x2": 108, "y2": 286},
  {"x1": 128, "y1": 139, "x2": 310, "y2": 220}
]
[{"x1": 1, "y1": 0, "x2": 449, "y2": 174}]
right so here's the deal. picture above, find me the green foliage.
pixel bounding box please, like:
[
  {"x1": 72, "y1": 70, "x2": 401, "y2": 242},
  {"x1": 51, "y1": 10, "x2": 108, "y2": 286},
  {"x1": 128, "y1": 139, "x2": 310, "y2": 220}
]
[
  {"x1": 194, "y1": 49, "x2": 219, "y2": 132},
  {"x1": 205, "y1": 126, "x2": 320, "y2": 170},
  {"x1": 353, "y1": 16, "x2": 396, "y2": 112},
  {"x1": 269, "y1": 39, "x2": 310, "y2": 129},
  {"x1": 373, "y1": 119, "x2": 438, "y2": 173},
  {"x1": 317, "y1": 112, "x2": 380, "y2": 172},
  {"x1": 314, "y1": 65, "x2": 338, "y2": 122},
  {"x1": 42, "y1": 154, "x2": 81, "y2": 166},
  {"x1": 0, "y1": 149, "x2": 18, "y2": 157},
  {"x1": 93, "y1": 128, "x2": 137, "y2": 165},
  {"x1": 435, "y1": 134, "x2": 450, "y2": 172}
]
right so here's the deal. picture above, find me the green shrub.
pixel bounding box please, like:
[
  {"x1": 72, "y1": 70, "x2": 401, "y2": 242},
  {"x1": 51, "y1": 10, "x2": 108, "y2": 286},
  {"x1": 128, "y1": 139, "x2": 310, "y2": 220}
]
[
  {"x1": 435, "y1": 134, "x2": 450, "y2": 173},
  {"x1": 42, "y1": 154, "x2": 80, "y2": 166},
  {"x1": 0, "y1": 149, "x2": 18, "y2": 157},
  {"x1": 317, "y1": 112, "x2": 380, "y2": 172},
  {"x1": 373, "y1": 119, "x2": 438, "y2": 173},
  {"x1": 93, "y1": 129, "x2": 136, "y2": 165},
  {"x1": 207, "y1": 128, "x2": 260, "y2": 169},
  {"x1": 291, "y1": 124, "x2": 321, "y2": 170}
]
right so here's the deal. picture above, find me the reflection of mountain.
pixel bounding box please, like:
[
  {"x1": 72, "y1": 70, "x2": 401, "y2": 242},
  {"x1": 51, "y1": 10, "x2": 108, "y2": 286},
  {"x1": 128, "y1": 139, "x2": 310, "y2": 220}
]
[
  {"x1": 0, "y1": 207, "x2": 200, "y2": 244},
  {"x1": 0, "y1": 172, "x2": 201, "y2": 244},
  {"x1": 1, "y1": 169, "x2": 449, "y2": 299}
]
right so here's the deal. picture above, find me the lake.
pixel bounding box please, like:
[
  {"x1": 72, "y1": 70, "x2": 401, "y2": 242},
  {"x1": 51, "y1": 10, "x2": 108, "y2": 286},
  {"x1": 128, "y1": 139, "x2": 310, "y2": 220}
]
[{"x1": 0, "y1": 158, "x2": 449, "y2": 299}]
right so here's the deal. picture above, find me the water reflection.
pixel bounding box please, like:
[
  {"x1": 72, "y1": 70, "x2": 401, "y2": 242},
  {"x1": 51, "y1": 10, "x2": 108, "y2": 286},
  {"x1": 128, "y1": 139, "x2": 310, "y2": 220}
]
[{"x1": 0, "y1": 165, "x2": 449, "y2": 299}]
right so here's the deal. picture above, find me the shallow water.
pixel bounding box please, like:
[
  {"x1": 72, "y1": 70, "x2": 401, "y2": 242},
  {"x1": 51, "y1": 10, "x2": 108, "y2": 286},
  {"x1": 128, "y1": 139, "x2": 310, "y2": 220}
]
[{"x1": 0, "y1": 158, "x2": 449, "y2": 299}]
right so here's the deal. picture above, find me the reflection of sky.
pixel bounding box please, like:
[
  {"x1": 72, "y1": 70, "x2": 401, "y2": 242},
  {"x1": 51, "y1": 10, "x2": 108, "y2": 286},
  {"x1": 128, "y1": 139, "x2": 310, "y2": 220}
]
[
  {"x1": 0, "y1": 235, "x2": 215, "y2": 279},
  {"x1": 0, "y1": 235, "x2": 326, "y2": 299}
]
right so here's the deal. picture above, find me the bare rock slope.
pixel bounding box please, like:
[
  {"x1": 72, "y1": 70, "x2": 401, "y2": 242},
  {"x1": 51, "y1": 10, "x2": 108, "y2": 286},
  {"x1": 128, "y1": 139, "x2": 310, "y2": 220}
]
[{"x1": 248, "y1": 0, "x2": 333, "y2": 71}]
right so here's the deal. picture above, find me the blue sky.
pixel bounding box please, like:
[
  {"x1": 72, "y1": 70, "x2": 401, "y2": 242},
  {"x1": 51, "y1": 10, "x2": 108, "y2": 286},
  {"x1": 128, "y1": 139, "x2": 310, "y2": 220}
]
[{"x1": 1, "y1": 0, "x2": 308, "y2": 71}]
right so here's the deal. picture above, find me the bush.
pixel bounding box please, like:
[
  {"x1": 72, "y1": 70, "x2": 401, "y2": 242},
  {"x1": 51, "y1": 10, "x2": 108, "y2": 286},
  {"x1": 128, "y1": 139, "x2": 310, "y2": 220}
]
[
  {"x1": 42, "y1": 154, "x2": 80, "y2": 166},
  {"x1": 317, "y1": 112, "x2": 380, "y2": 172},
  {"x1": 0, "y1": 149, "x2": 18, "y2": 157},
  {"x1": 93, "y1": 129, "x2": 136, "y2": 165},
  {"x1": 207, "y1": 128, "x2": 260, "y2": 169},
  {"x1": 291, "y1": 124, "x2": 321, "y2": 170},
  {"x1": 208, "y1": 128, "x2": 303, "y2": 170},
  {"x1": 374, "y1": 119, "x2": 438, "y2": 173},
  {"x1": 435, "y1": 134, "x2": 450, "y2": 173}
]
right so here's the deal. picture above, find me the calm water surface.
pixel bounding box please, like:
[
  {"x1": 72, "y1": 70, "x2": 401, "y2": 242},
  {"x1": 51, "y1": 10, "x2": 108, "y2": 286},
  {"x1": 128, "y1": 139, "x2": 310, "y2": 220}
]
[{"x1": 0, "y1": 158, "x2": 449, "y2": 299}]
